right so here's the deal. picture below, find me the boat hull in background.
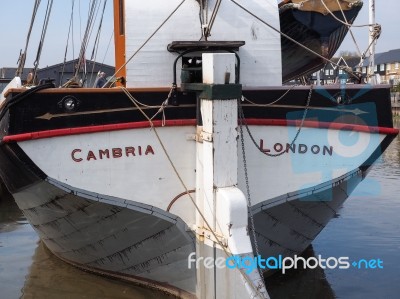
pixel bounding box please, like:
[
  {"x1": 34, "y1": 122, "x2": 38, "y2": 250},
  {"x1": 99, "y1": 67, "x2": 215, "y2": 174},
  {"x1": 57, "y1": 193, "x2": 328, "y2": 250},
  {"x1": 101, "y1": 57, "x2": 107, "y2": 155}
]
[{"x1": 279, "y1": 0, "x2": 363, "y2": 82}]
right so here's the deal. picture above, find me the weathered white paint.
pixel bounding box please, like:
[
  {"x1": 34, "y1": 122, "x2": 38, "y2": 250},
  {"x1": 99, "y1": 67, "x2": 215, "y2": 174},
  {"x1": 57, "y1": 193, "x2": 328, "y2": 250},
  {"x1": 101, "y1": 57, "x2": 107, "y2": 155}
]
[
  {"x1": 216, "y1": 188, "x2": 268, "y2": 298},
  {"x1": 17, "y1": 125, "x2": 385, "y2": 228},
  {"x1": 19, "y1": 126, "x2": 197, "y2": 227},
  {"x1": 237, "y1": 126, "x2": 385, "y2": 206},
  {"x1": 202, "y1": 53, "x2": 236, "y2": 84},
  {"x1": 124, "y1": 0, "x2": 281, "y2": 88},
  {"x1": 195, "y1": 53, "x2": 268, "y2": 299}
]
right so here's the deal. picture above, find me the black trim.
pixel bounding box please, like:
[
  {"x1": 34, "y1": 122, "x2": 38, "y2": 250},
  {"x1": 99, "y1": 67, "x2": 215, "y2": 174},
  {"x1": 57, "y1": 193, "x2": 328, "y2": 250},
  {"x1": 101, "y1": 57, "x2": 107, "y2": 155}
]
[
  {"x1": 167, "y1": 41, "x2": 245, "y2": 52},
  {"x1": 2, "y1": 85, "x2": 394, "y2": 136},
  {"x1": 0, "y1": 82, "x2": 55, "y2": 124},
  {"x1": 0, "y1": 143, "x2": 46, "y2": 193},
  {"x1": 280, "y1": 5, "x2": 362, "y2": 82},
  {"x1": 0, "y1": 84, "x2": 396, "y2": 194}
]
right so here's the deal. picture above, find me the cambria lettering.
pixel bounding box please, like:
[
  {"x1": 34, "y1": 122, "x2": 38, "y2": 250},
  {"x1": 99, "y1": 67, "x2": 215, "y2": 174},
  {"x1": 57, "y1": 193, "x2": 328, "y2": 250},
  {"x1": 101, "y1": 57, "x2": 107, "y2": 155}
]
[
  {"x1": 71, "y1": 145, "x2": 155, "y2": 162},
  {"x1": 259, "y1": 139, "x2": 333, "y2": 156}
]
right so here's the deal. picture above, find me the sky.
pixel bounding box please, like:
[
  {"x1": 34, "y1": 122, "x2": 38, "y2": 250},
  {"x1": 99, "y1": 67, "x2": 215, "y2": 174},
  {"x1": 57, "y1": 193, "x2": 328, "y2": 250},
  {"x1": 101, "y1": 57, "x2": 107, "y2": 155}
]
[
  {"x1": 0, "y1": 0, "x2": 399, "y2": 69},
  {"x1": 0, "y1": 0, "x2": 115, "y2": 68},
  {"x1": 337, "y1": 0, "x2": 400, "y2": 55}
]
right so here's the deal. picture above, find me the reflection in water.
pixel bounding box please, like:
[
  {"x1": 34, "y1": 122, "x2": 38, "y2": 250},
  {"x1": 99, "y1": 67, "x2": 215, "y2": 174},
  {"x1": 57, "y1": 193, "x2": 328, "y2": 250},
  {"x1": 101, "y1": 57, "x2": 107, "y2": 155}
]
[
  {"x1": 266, "y1": 246, "x2": 336, "y2": 299},
  {"x1": 0, "y1": 188, "x2": 25, "y2": 233},
  {"x1": 21, "y1": 242, "x2": 172, "y2": 299}
]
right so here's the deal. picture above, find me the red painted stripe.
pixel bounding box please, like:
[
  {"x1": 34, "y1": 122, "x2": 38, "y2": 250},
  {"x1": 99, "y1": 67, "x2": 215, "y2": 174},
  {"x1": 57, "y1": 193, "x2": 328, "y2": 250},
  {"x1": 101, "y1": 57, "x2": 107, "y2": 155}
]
[
  {"x1": 244, "y1": 119, "x2": 400, "y2": 135},
  {"x1": 2, "y1": 119, "x2": 398, "y2": 143},
  {"x1": 2, "y1": 120, "x2": 196, "y2": 143}
]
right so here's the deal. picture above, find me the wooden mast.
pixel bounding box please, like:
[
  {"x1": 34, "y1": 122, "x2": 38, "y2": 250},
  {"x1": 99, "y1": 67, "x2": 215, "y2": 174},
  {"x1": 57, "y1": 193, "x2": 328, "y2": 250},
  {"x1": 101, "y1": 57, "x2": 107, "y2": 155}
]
[{"x1": 113, "y1": 0, "x2": 126, "y2": 85}]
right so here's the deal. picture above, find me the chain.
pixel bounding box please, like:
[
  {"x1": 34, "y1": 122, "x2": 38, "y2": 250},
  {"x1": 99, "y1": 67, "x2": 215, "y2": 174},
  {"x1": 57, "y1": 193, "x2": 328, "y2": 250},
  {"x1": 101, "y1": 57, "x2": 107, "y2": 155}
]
[
  {"x1": 239, "y1": 85, "x2": 313, "y2": 157},
  {"x1": 238, "y1": 85, "x2": 313, "y2": 279},
  {"x1": 242, "y1": 84, "x2": 296, "y2": 107},
  {"x1": 239, "y1": 103, "x2": 267, "y2": 285},
  {"x1": 239, "y1": 114, "x2": 260, "y2": 251}
]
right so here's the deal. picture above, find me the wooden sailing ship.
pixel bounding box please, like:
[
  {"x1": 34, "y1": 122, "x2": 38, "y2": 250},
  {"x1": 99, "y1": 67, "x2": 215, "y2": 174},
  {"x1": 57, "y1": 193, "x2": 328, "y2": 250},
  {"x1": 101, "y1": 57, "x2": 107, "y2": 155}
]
[
  {"x1": 279, "y1": 0, "x2": 363, "y2": 82},
  {"x1": 0, "y1": 1, "x2": 397, "y2": 298}
]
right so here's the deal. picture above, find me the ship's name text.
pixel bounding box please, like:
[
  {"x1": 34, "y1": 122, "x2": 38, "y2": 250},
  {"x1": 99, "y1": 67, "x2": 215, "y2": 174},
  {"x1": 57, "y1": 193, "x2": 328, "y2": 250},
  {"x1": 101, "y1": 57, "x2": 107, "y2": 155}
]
[
  {"x1": 71, "y1": 145, "x2": 155, "y2": 162},
  {"x1": 259, "y1": 139, "x2": 333, "y2": 156}
]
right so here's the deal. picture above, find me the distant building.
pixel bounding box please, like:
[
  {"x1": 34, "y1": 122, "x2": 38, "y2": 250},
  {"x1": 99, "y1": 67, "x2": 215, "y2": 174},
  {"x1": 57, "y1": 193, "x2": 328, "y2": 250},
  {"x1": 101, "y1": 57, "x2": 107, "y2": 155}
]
[
  {"x1": 0, "y1": 67, "x2": 30, "y2": 92},
  {"x1": 307, "y1": 49, "x2": 400, "y2": 86},
  {"x1": 362, "y1": 49, "x2": 400, "y2": 85},
  {"x1": 37, "y1": 59, "x2": 115, "y2": 87},
  {"x1": 310, "y1": 56, "x2": 362, "y2": 85},
  {"x1": 0, "y1": 59, "x2": 114, "y2": 93}
]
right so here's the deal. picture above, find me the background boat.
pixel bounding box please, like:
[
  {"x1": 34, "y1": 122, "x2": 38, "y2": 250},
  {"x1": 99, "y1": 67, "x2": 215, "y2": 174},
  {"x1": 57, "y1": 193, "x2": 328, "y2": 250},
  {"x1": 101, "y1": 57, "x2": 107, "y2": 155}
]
[{"x1": 279, "y1": 0, "x2": 363, "y2": 82}]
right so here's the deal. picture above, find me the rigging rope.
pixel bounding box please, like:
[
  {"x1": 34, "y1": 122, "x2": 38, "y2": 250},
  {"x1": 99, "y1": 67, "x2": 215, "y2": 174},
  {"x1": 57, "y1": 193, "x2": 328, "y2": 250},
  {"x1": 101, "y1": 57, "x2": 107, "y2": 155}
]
[
  {"x1": 60, "y1": 0, "x2": 76, "y2": 87},
  {"x1": 198, "y1": 0, "x2": 205, "y2": 38},
  {"x1": 73, "y1": 0, "x2": 99, "y2": 84},
  {"x1": 333, "y1": 0, "x2": 363, "y2": 57},
  {"x1": 16, "y1": 0, "x2": 42, "y2": 78},
  {"x1": 204, "y1": 0, "x2": 222, "y2": 39},
  {"x1": 101, "y1": 31, "x2": 114, "y2": 65},
  {"x1": 320, "y1": 0, "x2": 372, "y2": 28},
  {"x1": 198, "y1": 0, "x2": 210, "y2": 39},
  {"x1": 89, "y1": 0, "x2": 108, "y2": 86},
  {"x1": 230, "y1": 0, "x2": 362, "y2": 81},
  {"x1": 320, "y1": 0, "x2": 381, "y2": 69},
  {"x1": 32, "y1": 0, "x2": 54, "y2": 83},
  {"x1": 105, "y1": 0, "x2": 188, "y2": 87},
  {"x1": 358, "y1": 24, "x2": 381, "y2": 68}
]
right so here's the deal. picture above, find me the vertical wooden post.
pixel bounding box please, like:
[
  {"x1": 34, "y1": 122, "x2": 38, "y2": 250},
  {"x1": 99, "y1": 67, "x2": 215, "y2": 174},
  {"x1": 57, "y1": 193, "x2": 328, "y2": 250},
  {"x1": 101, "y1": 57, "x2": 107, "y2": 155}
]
[{"x1": 195, "y1": 53, "x2": 269, "y2": 299}]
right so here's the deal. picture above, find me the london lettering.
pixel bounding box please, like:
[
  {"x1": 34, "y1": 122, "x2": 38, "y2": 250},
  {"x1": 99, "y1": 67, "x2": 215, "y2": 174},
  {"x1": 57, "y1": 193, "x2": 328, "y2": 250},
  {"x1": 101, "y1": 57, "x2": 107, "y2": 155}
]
[
  {"x1": 71, "y1": 145, "x2": 155, "y2": 162},
  {"x1": 259, "y1": 139, "x2": 333, "y2": 156}
]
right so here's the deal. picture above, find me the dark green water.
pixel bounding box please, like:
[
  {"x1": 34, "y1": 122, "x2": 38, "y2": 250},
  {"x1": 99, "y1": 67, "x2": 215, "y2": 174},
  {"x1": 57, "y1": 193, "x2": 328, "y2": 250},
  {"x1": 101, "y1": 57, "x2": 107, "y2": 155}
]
[{"x1": 0, "y1": 121, "x2": 399, "y2": 299}]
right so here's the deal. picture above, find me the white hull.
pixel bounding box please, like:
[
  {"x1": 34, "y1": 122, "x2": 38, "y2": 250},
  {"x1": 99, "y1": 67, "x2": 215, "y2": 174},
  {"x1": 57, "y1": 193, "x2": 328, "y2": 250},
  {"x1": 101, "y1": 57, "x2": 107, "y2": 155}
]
[{"x1": 18, "y1": 124, "x2": 385, "y2": 217}]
